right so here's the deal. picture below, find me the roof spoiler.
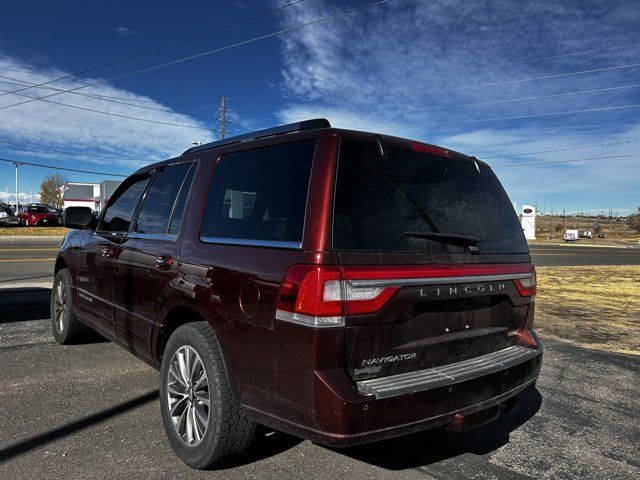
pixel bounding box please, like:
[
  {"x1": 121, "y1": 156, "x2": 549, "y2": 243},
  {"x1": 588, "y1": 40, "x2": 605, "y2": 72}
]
[{"x1": 183, "y1": 118, "x2": 331, "y2": 154}]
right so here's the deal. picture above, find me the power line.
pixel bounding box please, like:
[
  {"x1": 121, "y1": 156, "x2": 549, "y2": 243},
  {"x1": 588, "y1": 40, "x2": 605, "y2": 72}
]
[
  {"x1": 0, "y1": 0, "x2": 394, "y2": 111},
  {"x1": 0, "y1": 157, "x2": 128, "y2": 177},
  {"x1": 0, "y1": 0, "x2": 307, "y2": 99},
  {"x1": 482, "y1": 138, "x2": 640, "y2": 159},
  {"x1": 396, "y1": 62, "x2": 640, "y2": 99},
  {"x1": 0, "y1": 86, "x2": 209, "y2": 130},
  {"x1": 492, "y1": 153, "x2": 640, "y2": 168},
  {"x1": 427, "y1": 83, "x2": 640, "y2": 109},
  {"x1": 484, "y1": 41, "x2": 640, "y2": 68},
  {"x1": 0, "y1": 73, "x2": 215, "y2": 119},
  {"x1": 444, "y1": 102, "x2": 640, "y2": 124},
  {"x1": 0, "y1": 140, "x2": 153, "y2": 161}
]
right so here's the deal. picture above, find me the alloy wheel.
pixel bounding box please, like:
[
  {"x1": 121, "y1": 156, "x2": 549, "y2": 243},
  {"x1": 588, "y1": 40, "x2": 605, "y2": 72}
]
[
  {"x1": 54, "y1": 279, "x2": 67, "y2": 333},
  {"x1": 167, "y1": 345, "x2": 210, "y2": 446}
]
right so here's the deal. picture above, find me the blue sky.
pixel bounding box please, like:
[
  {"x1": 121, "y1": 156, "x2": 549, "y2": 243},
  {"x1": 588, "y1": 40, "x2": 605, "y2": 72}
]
[{"x1": 0, "y1": 0, "x2": 639, "y2": 214}]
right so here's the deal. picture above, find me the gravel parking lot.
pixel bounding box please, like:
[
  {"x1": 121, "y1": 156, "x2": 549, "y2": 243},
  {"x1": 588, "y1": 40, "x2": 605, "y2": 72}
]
[{"x1": 0, "y1": 286, "x2": 638, "y2": 479}]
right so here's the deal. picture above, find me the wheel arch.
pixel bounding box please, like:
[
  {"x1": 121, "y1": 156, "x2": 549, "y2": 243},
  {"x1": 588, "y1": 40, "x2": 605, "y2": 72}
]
[
  {"x1": 155, "y1": 304, "x2": 240, "y2": 400},
  {"x1": 54, "y1": 255, "x2": 68, "y2": 275}
]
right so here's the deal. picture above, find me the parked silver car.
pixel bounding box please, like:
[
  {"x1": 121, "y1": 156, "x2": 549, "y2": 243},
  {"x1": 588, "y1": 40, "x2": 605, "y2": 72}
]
[{"x1": 0, "y1": 205, "x2": 19, "y2": 226}]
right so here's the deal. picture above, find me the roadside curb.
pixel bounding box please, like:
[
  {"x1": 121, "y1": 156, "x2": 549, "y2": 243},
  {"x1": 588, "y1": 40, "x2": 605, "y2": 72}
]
[{"x1": 0, "y1": 236, "x2": 64, "y2": 243}]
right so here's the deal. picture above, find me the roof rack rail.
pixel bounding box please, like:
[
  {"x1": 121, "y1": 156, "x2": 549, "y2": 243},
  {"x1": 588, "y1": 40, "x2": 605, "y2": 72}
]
[{"x1": 183, "y1": 118, "x2": 331, "y2": 155}]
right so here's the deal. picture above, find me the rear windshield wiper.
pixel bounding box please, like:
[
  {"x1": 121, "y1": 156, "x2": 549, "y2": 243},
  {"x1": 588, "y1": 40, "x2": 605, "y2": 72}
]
[{"x1": 405, "y1": 231, "x2": 480, "y2": 245}]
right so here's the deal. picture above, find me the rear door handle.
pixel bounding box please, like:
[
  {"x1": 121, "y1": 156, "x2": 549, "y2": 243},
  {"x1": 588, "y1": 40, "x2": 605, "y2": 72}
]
[{"x1": 155, "y1": 255, "x2": 174, "y2": 270}]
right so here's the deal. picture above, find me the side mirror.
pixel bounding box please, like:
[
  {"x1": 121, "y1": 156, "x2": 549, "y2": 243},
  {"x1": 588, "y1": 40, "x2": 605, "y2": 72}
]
[{"x1": 64, "y1": 206, "x2": 94, "y2": 230}]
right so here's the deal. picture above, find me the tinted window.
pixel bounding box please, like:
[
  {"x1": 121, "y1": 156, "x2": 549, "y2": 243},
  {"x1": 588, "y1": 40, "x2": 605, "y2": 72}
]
[
  {"x1": 169, "y1": 164, "x2": 197, "y2": 235},
  {"x1": 28, "y1": 206, "x2": 49, "y2": 213},
  {"x1": 201, "y1": 140, "x2": 316, "y2": 244},
  {"x1": 100, "y1": 177, "x2": 148, "y2": 232},
  {"x1": 333, "y1": 139, "x2": 528, "y2": 254},
  {"x1": 135, "y1": 162, "x2": 194, "y2": 235}
]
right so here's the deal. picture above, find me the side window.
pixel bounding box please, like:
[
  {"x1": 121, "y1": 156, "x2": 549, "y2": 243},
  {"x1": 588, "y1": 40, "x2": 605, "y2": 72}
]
[
  {"x1": 99, "y1": 176, "x2": 148, "y2": 233},
  {"x1": 168, "y1": 164, "x2": 197, "y2": 235},
  {"x1": 201, "y1": 140, "x2": 316, "y2": 244},
  {"x1": 135, "y1": 162, "x2": 195, "y2": 235}
]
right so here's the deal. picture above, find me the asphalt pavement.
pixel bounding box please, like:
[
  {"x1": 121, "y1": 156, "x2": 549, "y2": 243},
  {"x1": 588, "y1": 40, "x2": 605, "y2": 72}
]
[
  {"x1": 0, "y1": 286, "x2": 638, "y2": 479},
  {"x1": 529, "y1": 243, "x2": 640, "y2": 266}
]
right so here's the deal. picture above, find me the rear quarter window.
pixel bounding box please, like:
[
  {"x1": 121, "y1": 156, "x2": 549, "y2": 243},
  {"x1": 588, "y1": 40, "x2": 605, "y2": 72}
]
[{"x1": 200, "y1": 140, "x2": 316, "y2": 246}]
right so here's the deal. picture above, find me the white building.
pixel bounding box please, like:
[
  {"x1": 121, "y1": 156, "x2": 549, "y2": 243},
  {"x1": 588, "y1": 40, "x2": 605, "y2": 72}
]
[{"x1": 63, "y1": 180, "x2": 121, "y2": 212}]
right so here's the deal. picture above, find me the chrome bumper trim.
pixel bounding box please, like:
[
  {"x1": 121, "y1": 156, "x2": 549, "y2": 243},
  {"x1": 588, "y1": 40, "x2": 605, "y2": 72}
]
[{"x1": 357, "y1": 345, "x2": 540, "y2": 399}]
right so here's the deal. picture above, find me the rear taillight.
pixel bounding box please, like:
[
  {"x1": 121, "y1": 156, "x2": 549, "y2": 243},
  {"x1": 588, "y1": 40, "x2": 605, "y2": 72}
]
[
  {"x1": 275, "y1": 265, "x2": 399, "y2": 328},
  {"x1": 513, "y1": 265, "x2": 536, "y2": 297}
]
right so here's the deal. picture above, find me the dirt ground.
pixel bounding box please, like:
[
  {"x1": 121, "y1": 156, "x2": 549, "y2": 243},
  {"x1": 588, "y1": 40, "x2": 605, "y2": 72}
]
[{"x1": 535, "y1": 266, "x2": 640, "y2": 355}]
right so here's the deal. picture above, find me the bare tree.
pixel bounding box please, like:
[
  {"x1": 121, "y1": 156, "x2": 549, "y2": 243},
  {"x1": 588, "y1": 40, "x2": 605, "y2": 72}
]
[
  {"x1": 627, "y1": 207, "x2": 640, "y2": 233},
  {"x1": 39, "y1": 173, "x2": 67, "y2": 208}
]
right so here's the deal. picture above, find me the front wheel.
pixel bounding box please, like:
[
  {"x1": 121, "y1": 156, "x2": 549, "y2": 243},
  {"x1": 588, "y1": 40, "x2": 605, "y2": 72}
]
[
  {"x1": 159, "y1": 322, "x2": 255, "y2": 469},
  {"x1": 51, "y1": 269, "x2": 91, "y2": 344}
]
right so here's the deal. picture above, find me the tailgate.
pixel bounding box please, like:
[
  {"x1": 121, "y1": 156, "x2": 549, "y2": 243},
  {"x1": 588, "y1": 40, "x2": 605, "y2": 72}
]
[{"x1": 340, "y1": 262, "x2": 535, "y2": 381}]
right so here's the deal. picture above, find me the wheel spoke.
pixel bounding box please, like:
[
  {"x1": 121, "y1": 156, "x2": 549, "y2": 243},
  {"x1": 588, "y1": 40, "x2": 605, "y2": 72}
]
[
  {"x1": 194, "y1": 404, "x2": 208, "y2": 430},
  {"x1": 167, "y1": 382, "x2": 188, "y2": 398},
  {"x1": 168, "y1": 363, "x2": 187, "y2": 388},
  {"x1": 185, "y1": 404, "x2": 194, "y2": 444},
  {"x1": 190, "y1": 356, "x2": 202, "y2": 384},
  {"x1": 177, "y1": 350, "x2": 190, "y2": 386},
  {"x1": 191, "y1": 406, "x2": 202, "y2": 443},
  {"x1": 170, "y1": 396, "x2": 189, "y2": 417},
  {"x1": 195, "y1": 391, "x2": 210, "y2": 407}
]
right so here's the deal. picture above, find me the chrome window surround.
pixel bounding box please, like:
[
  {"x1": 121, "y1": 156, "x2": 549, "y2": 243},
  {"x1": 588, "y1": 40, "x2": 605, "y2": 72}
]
[
  {"x1": 275, "y1": 309, "x2": 345, "y2": 328},
  {"x1": 200, "y1": 236, "x2": 302, "y2": 250}
]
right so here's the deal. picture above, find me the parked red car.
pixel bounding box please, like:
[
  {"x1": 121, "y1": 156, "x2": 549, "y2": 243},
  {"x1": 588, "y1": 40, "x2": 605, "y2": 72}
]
[
  {"x1": 18, "y1": 204, "x2": 59, "y2": 226},
  {"x1": 54, "y1": 119, "x2": 541, "y2": 469}
]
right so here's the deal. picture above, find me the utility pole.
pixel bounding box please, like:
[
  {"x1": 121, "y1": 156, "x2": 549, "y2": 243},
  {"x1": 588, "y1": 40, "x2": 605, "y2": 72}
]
[
  {"x1": 12, "y1": 162, "x2": 22, "y2": 212},
  {"x1": 219, "y1": 96, "x2": 230, "y2": 140}
]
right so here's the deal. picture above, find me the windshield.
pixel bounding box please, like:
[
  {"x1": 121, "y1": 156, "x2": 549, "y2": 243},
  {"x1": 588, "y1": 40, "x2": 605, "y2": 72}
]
[
  {"x1": 332, "y1": 138, "x2": 528, "y2": 254},
  {"x1": 28, "y1": 206, "x2": 50, "y2": 213}
]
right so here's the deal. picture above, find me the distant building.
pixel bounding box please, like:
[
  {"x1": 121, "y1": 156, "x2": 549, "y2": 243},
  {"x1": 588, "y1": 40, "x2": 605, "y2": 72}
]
[{"x1": 63, "y1": 180, "x2": 122, "y2": 211}]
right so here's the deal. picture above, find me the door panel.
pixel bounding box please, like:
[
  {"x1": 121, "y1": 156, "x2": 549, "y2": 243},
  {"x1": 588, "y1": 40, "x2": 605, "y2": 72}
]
[
  {"x1": 112, "y1": 160, "x2": 197, "y2": 358},
  {"x1": 74, "y1": 233, "x2": 120, "y2": 334},
  {"x1": 114, "y1": 236, "x2": 180, "y2": 358}
]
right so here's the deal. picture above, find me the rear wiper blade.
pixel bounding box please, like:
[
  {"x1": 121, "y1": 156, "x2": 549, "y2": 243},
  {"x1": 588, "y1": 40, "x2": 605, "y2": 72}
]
[{"x1": 405, "y1": 231, "x2": 480, "y2": 245}]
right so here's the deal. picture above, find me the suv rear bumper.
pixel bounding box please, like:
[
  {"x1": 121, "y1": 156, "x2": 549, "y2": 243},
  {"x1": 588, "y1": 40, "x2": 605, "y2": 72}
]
[{"x1": 247, "y1": 333, "x2": 542, "y2": 447}]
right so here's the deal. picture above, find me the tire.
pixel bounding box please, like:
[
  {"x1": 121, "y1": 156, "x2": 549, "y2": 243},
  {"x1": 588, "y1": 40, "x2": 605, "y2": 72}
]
[
  {"x1": 51, "y1": 268, "x2": 91, "y2": 344},
  {"x1": 159, "y1": 322, "x2": 256, "y2": 469}
]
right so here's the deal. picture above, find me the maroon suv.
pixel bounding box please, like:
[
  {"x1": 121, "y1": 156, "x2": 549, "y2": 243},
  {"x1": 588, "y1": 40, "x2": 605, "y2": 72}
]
[{"x1": 54, "y1": 119, "x2": 542, "y2": 469}]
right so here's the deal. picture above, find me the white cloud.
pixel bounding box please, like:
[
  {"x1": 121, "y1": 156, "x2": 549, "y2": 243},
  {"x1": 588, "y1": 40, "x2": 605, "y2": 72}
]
[
  {"x1": 0, "y1": 53, "x2": 209, "y2": 169},
  {"x1": 274, "y1": 0, "x2": 640, "y2": 212},
  {"x1": 116, "y1": 26, "x2": 136, "y2": 36},
  {"x1": 0, "y1": 191, "x2": 40, "y2": 203}
]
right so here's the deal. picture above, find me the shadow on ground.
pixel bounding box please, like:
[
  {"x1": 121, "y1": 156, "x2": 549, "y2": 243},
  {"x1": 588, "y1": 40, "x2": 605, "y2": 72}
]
[
  {"x1": 334, "y1": 386, "x2": 542, "y2": 470},
  {"x1": 0, "y1": 391, "x2": 159, "y2": 464},
  {"x1": 0, "y1": 287, "x2": 52, "y2": 323}
]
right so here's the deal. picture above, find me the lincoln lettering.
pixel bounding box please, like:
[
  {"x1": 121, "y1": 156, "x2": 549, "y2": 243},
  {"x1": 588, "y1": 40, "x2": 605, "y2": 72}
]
[{"x1": 419, "y1": 283, "x2": 506, "y2": 297}]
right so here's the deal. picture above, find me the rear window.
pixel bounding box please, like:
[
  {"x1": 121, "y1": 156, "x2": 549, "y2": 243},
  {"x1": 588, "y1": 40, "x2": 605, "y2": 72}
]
[
  {"x1": 28, "y1": 206, "x2": 49, "y2": 213},
  {"x1": 333, "y1": 139, "x2": 528, "y2": 254},
  {"x1": 201, "y1": 140, "x2": 316, "y2": 246}
]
